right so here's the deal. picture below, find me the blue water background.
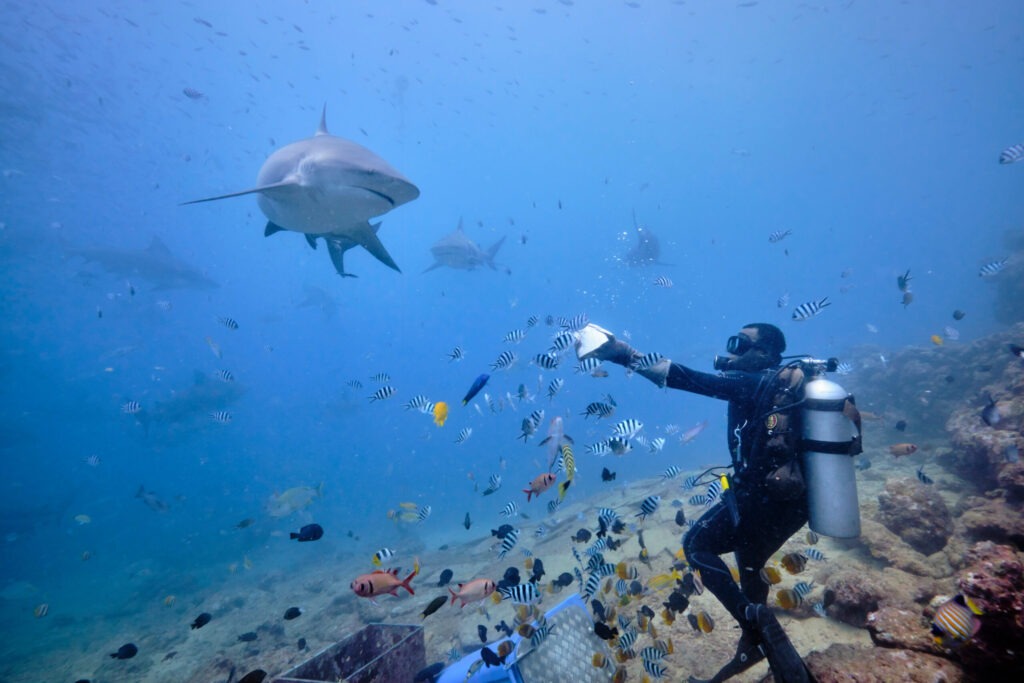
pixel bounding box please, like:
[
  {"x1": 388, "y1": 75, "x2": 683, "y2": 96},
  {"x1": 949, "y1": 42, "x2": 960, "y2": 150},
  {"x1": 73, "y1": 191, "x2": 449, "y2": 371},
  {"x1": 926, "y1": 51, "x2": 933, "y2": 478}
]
[{"x1": 0, "y1": 0, "x2": 1022, "y2": 671}]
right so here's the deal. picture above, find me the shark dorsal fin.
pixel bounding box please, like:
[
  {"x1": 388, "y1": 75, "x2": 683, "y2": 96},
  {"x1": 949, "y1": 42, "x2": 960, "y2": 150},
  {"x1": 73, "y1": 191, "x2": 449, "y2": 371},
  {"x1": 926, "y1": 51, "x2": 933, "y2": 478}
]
[
  {"x1": 146, "y1": 236, "x2": 172, "y2": 257},
  {"x1": 316, "y1": 104, "x2": 329, "y2": 136},
  {"x1": 456, "y1": 216, "x2": 465, "y2": 232}
]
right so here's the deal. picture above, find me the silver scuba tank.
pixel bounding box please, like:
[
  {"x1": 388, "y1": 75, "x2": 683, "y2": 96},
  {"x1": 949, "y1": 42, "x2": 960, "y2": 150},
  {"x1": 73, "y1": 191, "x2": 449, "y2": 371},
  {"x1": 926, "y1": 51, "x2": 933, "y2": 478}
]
[{"x1": 801, "y1": 376, "x2": 861, "y2": 538}]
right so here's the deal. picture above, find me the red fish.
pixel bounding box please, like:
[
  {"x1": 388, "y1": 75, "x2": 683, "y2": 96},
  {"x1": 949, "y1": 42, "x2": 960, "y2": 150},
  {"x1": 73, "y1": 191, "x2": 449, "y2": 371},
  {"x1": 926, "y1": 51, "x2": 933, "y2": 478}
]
[
  {"x1": 448, "y1": 578, "x2": 496, "y2": 608},
  {"x1": 523, "y1": 473, "x2": 557, "y2": 501},
  {"x1": 351, "y1": 562, "x2": 418, "y2": 602}
]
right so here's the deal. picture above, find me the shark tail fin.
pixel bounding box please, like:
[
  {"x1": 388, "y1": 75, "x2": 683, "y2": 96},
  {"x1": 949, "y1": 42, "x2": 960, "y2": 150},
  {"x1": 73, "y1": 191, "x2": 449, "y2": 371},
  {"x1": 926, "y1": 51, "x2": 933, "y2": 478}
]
[{"x1": 353, "y1": 221, "x2": 401, "y2": 273}]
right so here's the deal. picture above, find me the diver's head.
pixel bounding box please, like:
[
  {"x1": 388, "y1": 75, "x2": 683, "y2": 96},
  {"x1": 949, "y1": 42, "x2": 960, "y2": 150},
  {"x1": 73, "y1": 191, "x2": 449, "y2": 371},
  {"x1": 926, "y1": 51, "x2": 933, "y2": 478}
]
[{"x1": 714, "y1": 323, "x2": 786, "y2": 372}]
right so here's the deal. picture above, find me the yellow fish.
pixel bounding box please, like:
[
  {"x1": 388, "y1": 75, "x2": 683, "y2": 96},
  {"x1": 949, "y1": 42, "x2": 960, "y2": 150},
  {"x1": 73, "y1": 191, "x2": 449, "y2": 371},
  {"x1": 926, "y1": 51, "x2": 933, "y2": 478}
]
[
  {"x1": 930, "y1": 334, "x2": 944, "y2": 346},
  {"x1": 432, "y1": 401, "x2": 449, "y2": 427},
  {"x1": 647, "y1": 569, "x2": 682, "y2": 591}
]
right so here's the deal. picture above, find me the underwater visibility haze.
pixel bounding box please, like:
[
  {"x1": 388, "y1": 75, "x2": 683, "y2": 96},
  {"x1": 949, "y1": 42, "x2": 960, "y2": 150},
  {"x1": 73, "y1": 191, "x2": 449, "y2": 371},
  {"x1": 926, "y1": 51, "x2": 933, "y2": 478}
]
[{"x1": 1, "y1": 1, "x2": 1023, "y2": 682}]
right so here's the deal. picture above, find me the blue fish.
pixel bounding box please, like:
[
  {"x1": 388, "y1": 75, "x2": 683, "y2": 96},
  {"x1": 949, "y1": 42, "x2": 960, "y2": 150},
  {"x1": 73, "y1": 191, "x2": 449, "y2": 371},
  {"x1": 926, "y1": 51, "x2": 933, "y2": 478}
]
[{"x1": 461, "y1": 373, "x2": 490, "y2": 406}]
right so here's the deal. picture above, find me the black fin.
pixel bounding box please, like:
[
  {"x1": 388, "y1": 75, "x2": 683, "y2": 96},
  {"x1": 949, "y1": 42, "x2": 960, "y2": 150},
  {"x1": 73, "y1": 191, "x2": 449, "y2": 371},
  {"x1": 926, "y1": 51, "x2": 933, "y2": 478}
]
[
  {"x1": 305, "y1": 234, "x2": 318, "y2": 250},
  {"x1": 264, "y1": 221, "x2": 287, "y2": 237},
  {"x1": 750, "y1": 605, "x2": 810, "y2": 683}
]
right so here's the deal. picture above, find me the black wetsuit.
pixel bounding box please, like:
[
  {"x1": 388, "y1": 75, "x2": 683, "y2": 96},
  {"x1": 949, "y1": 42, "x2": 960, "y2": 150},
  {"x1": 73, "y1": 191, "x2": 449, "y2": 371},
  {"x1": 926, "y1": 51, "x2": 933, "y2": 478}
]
[{"x1": 660, "y1": 363, "x2": 809, "y2": 628}]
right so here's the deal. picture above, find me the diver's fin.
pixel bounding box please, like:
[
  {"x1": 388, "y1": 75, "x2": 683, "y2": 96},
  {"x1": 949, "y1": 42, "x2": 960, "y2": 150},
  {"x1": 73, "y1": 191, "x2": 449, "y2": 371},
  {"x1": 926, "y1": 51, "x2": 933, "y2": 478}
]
[
  {"x1": 750, "y1": 604, "x2": 810, "y2": 683},
  {"x1": 352, "y1": 221, "x2": 400, "y2": 273}
]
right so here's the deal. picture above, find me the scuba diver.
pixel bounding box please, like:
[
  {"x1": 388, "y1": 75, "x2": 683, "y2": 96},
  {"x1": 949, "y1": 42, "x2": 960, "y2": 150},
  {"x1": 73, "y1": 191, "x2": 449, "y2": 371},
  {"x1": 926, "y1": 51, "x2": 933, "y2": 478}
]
[{"x1": 577, "y1": 322, "x2": 823, "y2": 683}]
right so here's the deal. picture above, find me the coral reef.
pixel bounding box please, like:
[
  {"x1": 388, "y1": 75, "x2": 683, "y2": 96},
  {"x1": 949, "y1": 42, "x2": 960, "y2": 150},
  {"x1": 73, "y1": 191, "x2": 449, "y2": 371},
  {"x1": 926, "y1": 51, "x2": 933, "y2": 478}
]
[
  {"x1": 877, "y1": 477, "x2": 953, "y2": 555},
  {"x1": 805, "y1": 643, "x2": 966, "y2": 682},
  {"x1": 954, "y1": 541, "x2": 1024, "y2": 677}
]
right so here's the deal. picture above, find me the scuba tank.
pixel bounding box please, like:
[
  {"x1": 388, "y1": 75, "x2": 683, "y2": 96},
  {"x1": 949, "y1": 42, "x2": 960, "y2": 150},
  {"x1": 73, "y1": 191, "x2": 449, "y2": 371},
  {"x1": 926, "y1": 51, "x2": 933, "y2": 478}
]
[{"x1": 800, "y1": 369, "x2": 863, "y2": 538}]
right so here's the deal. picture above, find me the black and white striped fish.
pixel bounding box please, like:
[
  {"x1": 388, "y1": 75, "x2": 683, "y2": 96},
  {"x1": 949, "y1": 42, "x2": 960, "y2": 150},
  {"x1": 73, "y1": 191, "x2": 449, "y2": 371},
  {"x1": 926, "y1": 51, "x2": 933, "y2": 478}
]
[
  {"x1": 500, "y1": 582, "x2": 540, "y2": 605},
  {"x1": 532, "y1": 352, "x2": 560, "y2": 370},
  {"x1": 447, "y1": 346, "x2": 464, "y2": 362},
  {"x1": 598, "y1": 507, "x2": 619, "y2": 526},
  {"x1": 368, "y1": 386, "x2": 396, "y2": 402},
  {"x1": 491, "y1": 350, "x2": 517, "y2": 370},
  {"x1": 483, "y1": 474, "x2": 502, "y2": 495},
  {"x1": 648, "y1": 437, "x2": 666, "y2": 452},
  {"x1": 372, "y1": 547, "x2": 395, "y2": 566},
  {"x1": 559, "y1": 313, "x2": 589, "y2": 331},
  {"x1": 529, "y1": 617, "x2": 555, "y2": 647},
  {"x1": 546, "y1": 499, "x2": 561, "y2": 515},
  {"x1": 999, "y1": 143, "x2": 1024, "y2": 165},
  {"x1": 681, "y1": 474, "x2": 700, "y2": 490},
  {"x1": 346, "y1": 379, "x2": 363, "y2": 389},
  {"x1": 580, "y1": 401, "x2": 615, "y2": 420},
  {"x1": 210, "y1": 370, "x2": 233, "y2": 384},
  {"x1": 500, "y1": 500, "x2": 520, "y2": 518},
  {"x1": 793, "y1": 580, "x2": 815, "y2": 600},
  {"x1": 591, "y1": 563, "x2": 617, "y2": 579},
  {"x1": 804, "y1": 547, "x2": 826, "y2": 561},
  {"x1": 546, "y1": 378, "x2": 564, "y2": 401},
  {"x1": 549, "y1": 330, "x2": 576, "y2": 353},
  {"x1": 618, "y1": 628, "x2": 638, "y2": 651},
  {"x1": 497, "y1": 528, "x2": 519, "y2": 558},
  {"x1": 688, "y1": 493, "x2": 709, "y2": 506},
  {"x1": 639, "y1": 646, "x2": 669, "y2": 663},
  {"x1": 218, "y1": 316, "x2": 240, "y2": 330},
  {"x1": 792, "y1": 297, "x2": 830, "y2": 321},
  {"x1": 581, "y1": 572, "x2": 602, "y2": 599},
  {"x1": 612, "y1": 418, "x2": 643, "y2": 440},
  {"x1": 636, "y1": 495, "x2": 661, "y2": 520},
  {"x1": 121, "y1": 400, "x2": 142, "y2": 415},
  {"x1": 586, "y1": 441, "x2": 612, "y2": 456},
  {"x1": 210, "y1": 410, "x2": 232, "y2": 424},
  {"x1": 979, "y1": 258, "x2": 1008, "y2": 278},
  {"x1": 642, "y1": 660, "x2": 668, "y2": 679},
  {"x1": 615, "y1": 578, "x2": 630, "y2": 596},
  {"x1": 661, "y1": 465, "x2": 682, "y2": 480},
  {"x1": 768, "y1": 229, "x2": 792, "y2": 243},
  {"x1": 370, "y1": 372, "x2": 391, "y2": 383},
  {"x1": 630, "y1": 352, "x2": 664, "y2": 371},
  {"x1": 417, "y1": 505, "x2": 432, "y2": 522},
  {"x1": 705, "y1": 479, "x2": 722, "y2": 507},
  {"x1": 585, "y1": 538, "x2": 608, "y2": 557},
  {"x1": 653, "y1": 276, "x2": 673, "y2": 288},
  {"x1": 526, "y1": 315, "x2": 539, "y2": 328},
  {"x1": 454, "y1": 427, "x2": 472, "y2": 444},
  {"x1": 575, "y1": 357, "x2": 602, "y2": 374},
  {"x1": 403, "y1": 395, "x2": 433, "y2": 412},
  {"x1": 777, "y1": 293, "x2": 789, "y2": 308},
  {"x1": 503, "y1": 329, "x2": 526, "y2": 344}
]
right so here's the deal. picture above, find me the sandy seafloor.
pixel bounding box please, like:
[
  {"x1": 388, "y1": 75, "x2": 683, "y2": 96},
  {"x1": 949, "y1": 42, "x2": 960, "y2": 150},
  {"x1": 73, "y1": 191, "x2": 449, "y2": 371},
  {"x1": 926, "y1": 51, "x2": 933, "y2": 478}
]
[{"x1": 2, "y1": 446, "x2": 939, "y2": 683}]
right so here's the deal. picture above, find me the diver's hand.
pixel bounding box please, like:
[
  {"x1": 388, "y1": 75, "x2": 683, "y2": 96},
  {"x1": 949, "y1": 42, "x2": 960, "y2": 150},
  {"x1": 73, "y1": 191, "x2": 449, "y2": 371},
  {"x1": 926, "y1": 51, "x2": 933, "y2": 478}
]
[{"x1": 576, "y1": 323, "x2": 637, "y2": 366}]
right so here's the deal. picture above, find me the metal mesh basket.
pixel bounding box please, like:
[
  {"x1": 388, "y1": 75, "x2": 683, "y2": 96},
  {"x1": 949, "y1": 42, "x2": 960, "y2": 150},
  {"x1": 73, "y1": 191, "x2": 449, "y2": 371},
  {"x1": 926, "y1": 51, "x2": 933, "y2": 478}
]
[
  {"x1": 513, "y1": 600, "x2": 614, "y2": 683},
  {"x1": 274, "y1": 623, "x2": 424, "y2": 683}
]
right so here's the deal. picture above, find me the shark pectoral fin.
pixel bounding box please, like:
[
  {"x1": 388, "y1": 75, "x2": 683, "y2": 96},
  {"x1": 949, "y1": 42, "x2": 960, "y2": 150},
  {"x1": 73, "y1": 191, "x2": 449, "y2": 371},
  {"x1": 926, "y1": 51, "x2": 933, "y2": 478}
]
[
  {"x1": 325, "y1": 238, "x2": 358, "y2": 278},
  {"x1": 181, "y1": 180, "x2": 300, "y2": 206},
  {"x1": 352, "y1": 222, "x2": 401, "y2": 273},
  {"x1": 265, "y1": 222, "x2": 288, "y2": 237},
  {"x1": 422, "y1": 261, "x2": 443, "y2": 274},
  {"x1": 305, "y1": 234, "x2": 318, "y2": 250},
  {"x1": 486, "y1": 236, "x2": 507, "y2": 268}
]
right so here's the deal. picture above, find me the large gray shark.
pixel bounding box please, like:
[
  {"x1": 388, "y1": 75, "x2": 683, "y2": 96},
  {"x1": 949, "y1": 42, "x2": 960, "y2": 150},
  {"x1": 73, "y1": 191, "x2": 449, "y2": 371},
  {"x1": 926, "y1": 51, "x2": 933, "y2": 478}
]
[
  {"x1": 423, "y1": 218, "x2": 508, "y2": 273},
  {"x1": 624, "y1": 211, "x2": 669, "y2": 267},
  {"x1": 69, "y1": 236, "x2": 218, "y2": 290},
  {"x1": 183, "y1": 106, "x2": 419, "y2": 276}
]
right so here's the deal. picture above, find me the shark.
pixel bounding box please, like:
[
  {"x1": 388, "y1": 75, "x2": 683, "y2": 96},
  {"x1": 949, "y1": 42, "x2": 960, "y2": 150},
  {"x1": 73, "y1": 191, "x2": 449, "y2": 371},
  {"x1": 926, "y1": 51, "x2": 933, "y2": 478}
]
[
  {"x1": 68, "y1": 236, "x2": 218, "y2": 290},
  {"x1": 183, "y1": 106, "x2": 420, "y2": 276},
  {"x1": 423, "y1": 218, "x2": 508, "y2": 274},
  {"x1": 624, "y1": 211, "x2": 669, "y2": 268}
]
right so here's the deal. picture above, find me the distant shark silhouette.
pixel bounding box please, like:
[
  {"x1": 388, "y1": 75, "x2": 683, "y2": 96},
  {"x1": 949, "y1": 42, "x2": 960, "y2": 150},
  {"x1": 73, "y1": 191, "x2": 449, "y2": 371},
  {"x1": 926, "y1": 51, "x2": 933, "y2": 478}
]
[
  {"x1": 296, "y1": 284, "x2": 340, "y2": 319},
  {"x1": 624, "y1": 210, "x2": 669, "y2": 267},
  {"x1": 69, "y1": 236, "x2": 218, "y2": 290},
  {"x1": 182, "y1": 105, "x2": 420, "y2": 277},
  {"x1": 423, "y1": 218, "x2": 508, "y2": 273}
]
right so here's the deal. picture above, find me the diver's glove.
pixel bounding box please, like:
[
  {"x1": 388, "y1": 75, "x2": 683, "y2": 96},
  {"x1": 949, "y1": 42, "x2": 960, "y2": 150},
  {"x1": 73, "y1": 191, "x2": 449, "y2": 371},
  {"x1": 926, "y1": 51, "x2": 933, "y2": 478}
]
[{"x1": 576, "y1": 324, "x2": 671, "y2": 387}]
